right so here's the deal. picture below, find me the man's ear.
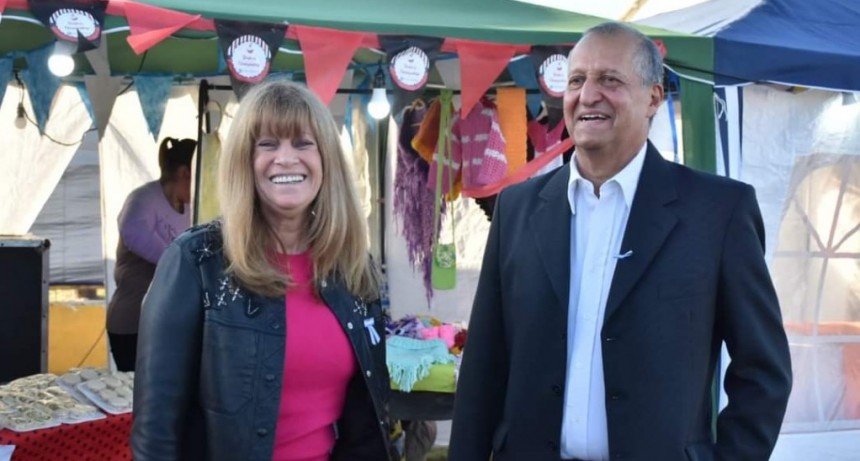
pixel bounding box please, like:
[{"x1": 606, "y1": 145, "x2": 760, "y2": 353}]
[{"x1": 648, "y1": 83, "x2": 665, "y2": 117}]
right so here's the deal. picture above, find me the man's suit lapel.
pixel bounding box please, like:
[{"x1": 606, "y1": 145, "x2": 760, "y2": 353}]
[
  {"x1": 530, "y1": 166, "x2": 572, "y2": 309},
  {"x1": 604, "y1": 143, "x2": 678, "y2": 322}
]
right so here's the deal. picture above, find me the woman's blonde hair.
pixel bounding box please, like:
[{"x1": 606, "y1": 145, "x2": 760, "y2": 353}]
[{"x1": 218, "y1": 79, "x2": 379, "y2": 300}]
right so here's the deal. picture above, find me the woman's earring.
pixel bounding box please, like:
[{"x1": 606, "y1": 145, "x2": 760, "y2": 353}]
[{"x1": 310, "y1": 209, "x2": 317, "y2": 217}]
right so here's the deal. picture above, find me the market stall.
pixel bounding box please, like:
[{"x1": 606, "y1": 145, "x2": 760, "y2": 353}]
[
  {"x1": 0, "y1": 0, "x2": 715, "y2": 457},
  {"x1": 0, "y1": 370, "x2": 133, "y2": 461}
]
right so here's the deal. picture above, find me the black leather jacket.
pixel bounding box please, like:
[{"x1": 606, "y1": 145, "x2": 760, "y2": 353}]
[{"x1": 131, "y1": 222, "x2": 391, "y2": 461}]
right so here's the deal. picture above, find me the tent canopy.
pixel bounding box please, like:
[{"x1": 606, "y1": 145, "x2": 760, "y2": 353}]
[
  {"x1": 0, "y1": 0, "x2": 711, "y2": 79},
  {"x1": 640, "y1": 0, "x2": 860, "y2": 91}
]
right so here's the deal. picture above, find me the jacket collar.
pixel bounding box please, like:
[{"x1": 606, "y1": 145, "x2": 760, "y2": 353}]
[{"x1": 603, "y1": 142, "x2": 678, "y2": 322}]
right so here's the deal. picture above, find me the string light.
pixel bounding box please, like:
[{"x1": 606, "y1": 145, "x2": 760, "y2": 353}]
[
  {"x1": 48, "y1": 40, "x2": 76, "y2": 77},
  {"x1": 367, "y1": 63, "x2": 390, "y2": 120},
  {"x1": 15, "y1": 103, "x2": 27, "y2": 129}
]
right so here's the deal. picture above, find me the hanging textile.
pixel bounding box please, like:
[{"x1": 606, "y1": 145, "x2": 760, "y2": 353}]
[
  {"x1": 393, "y1": 100, "x2": 440, "y2": 300},
  {"x1": 495, "y1": 87, "x2": 528, "y2": 175}
]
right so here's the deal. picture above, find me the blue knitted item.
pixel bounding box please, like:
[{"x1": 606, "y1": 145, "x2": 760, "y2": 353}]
[{"x1": 386, "y1": 336, "x2": 454, "y2": 392}]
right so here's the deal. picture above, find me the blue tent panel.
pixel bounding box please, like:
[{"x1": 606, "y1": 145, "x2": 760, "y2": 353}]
[{"x1": 715, "y1": 0, "x2": 860, "y2": 91}]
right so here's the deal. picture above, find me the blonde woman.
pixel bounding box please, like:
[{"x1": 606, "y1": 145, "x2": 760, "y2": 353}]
[{"x1": 132, "y1": 80, "x2": 391, "y2": 461}]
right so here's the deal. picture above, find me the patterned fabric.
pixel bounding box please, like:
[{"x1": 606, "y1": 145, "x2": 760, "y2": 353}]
[
  {"x1": 451, "y1": 97, "x2": 508, "y2": 190},
  {"x1": 0, "y1": 413, "x2": 132, "y2": 461}
]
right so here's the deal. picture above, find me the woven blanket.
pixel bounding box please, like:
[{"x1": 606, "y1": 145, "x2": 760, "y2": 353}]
[{"x1": 386, "y1": 336, "x2": 454, "y2": 392}]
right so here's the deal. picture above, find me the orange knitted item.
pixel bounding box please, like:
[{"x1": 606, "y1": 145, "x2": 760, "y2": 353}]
[
  {"x1": 411, "y1": 98, "x2": 441, "y2": 164},
  {"x1": 495, "y1": 88, "x2": 528, "y2": 175}
]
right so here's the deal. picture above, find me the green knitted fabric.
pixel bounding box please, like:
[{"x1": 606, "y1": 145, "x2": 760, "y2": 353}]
[{"x1": 386, "y1": 336, "x2": 454, "y2": 392}]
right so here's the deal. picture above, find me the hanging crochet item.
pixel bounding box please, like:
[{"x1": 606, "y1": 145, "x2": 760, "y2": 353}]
[
  {"x1": 453, "y1": 97, "x2": 508, "y2": 189},
  {"x1": 496, "y1": 87, "x2": 528, "y2": 175},
  {"x1": 393, "y1": 100, "x2": 439, "y2": 300},
  {"x1": 412, "y1": 97, "x2": 441, "y2": 164},
  {"x1": 431, "y1": 242, "x2": 456, "y2": 290},
  {"x1": 431, "y1": 89, "x2": 457, "y2": 291}
]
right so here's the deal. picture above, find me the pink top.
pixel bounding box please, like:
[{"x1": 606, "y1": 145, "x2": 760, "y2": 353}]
[{"x1": 272, "y1": 252, "x2": 357, "y2": 461}]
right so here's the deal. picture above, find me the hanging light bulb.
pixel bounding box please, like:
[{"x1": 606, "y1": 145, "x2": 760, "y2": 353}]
[
  {"x1": 367, "y1": 65, "x2": 390, "y2": 120},
  {"x1": 48, "y1": 40, "x2": 76, "y2": 77},
  {"x1": 14, "y1": 102, "x2": 27, "y2": 130}
]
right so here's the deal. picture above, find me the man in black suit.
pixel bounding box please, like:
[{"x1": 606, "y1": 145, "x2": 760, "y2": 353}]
[{"x1": 449, "y1": 22, "x2": 791, "y2": 461}]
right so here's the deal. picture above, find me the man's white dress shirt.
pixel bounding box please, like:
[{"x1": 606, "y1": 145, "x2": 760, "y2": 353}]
[{"x1": 560, "y1": 143, "x2": 647, "y2": 461}]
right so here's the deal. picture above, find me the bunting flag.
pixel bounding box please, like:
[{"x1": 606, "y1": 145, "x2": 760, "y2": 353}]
[
  {"x1": 73, "y1": 80, "x2": 94, "y2": 127},
  {"x1": 435, "y1": 58, "x2": 460, "y2": 90},
  {"x1": 654, "y1": 39, "x2": 668, "y2": 58},
  {"x1": 294, "y1": 25, "x2": 363, "y2": 105},
  {"x1": 29, "y1": 0, "x2": 107, "y2": 52},
  {"x1": 0, "y1": 0, "x2": 8, "y2": 15},
  {"x1": 0, "y1": 58, "x2": 12, "y2": 107},
  {"x1": 328, "y1": 69, "x2": 354, "y2": 128},
  {"x1": 378, "y1": 35, "x2": 443, "y2": 116},
  {"x1": 22, "y1": 44, "x2": 62, "y2": 132},
  {"x1": 83, "y1": 36, "x2": 109, "y2": 75},
  {"x1": 530, "y1": 45, "x2": 571, "y2": 129},
  {"x1": 133, "y1": 75, "x2": 172, "y2": 140},
  {"x1": 450, "y1": 40, "x2": 517, "y2": 116},
  {"x1": 84, "y1": 74, "x2": 122, "y2": 138},
  {"x1": 506, "y1": 57, "x2": 543, "y2": 118},
  {"x1": 125, "y1": 1, "x2": 201, "y2": 54},
  {"x1": 215, "y1": 19, "x2": 287, "y2": 98}
]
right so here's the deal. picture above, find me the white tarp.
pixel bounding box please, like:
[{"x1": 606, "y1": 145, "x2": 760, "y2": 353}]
[
  {"x1": 637, "y1": 0, "x2": 759, "y2": 35},
  {"x1": 741, "y1": 84, "x2": 860, "y2": 458},
  {"x1": 29, "y1": 131, "x2": 102, "y2": 283},
  {"x1": 1, "y1": 85, "x2": 92, "y2": 236}
]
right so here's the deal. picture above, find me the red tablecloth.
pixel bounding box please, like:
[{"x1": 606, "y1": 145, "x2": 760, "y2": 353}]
[{"x1": 0, "y1": 413, "x2": 131, "y2": 461}]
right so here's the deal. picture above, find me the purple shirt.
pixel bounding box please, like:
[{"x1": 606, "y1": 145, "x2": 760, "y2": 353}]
[
  {"x1": 106, "y1": 180, "x2": 189, "y2": 334},
  {"x1": 118, "y1": 180, "x2": 189, "y2": 264}
]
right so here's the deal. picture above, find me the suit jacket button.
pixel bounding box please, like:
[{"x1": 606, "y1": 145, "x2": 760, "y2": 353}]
[
  {"x1": 271, "y1": 322, "x2": 281, "y2": 330},
  {"x1": 256, "y1": 428, "x2": 268, "y2": 437},
  {"x1": 265, "y1": 374, "x2": 275, "y2": 382},
  {"x1": 551, "y1": 385, "x2": 563, "y2": 395},
  {"x1": 605, "y1": 336, "x2": 616, "y2": 342},
  {"x1": 546, "y1": 441, "x2": 558, "y2": 451}
]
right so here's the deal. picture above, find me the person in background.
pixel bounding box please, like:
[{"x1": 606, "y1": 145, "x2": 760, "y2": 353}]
[
  {"x1": 449, "y1": 22, "x2": 791, "y2": 461},
  {"x1": 106, "y1": 137, "x2": 197, "y2": 371},
  {"x1": 131, "y1": 80, "x2": 392, "y2": 461}
]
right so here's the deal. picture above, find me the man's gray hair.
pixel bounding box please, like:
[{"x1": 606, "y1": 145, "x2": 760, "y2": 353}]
[{"x1": 581, "y1": 22, "x2": 664, "y2": 87}]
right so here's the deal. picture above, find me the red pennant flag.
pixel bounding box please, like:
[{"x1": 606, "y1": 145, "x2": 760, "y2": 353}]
[
  {"x1": 653, "y1": 39, "x2": 668, "y2": 58},
  {"x1": 295, "y1": 25, "x2": 364, "y2": 105},
  {"x1": 124, "y1": 1, "x2": 202, "y2": 54},
  {"x1": 452, "y1": 39, "x2": 518, "y2": 116},
  {"x1": 0, "y1": 0, "x2": 9, "y2": 14}
]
